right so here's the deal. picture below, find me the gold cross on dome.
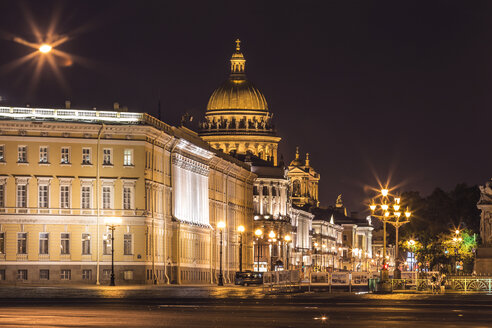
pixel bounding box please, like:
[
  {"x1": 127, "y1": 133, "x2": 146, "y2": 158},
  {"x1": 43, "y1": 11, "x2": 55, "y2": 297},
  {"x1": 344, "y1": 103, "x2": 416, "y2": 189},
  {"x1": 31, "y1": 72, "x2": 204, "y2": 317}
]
[{"x1": 235, "y1": 39, "x2": 241, "y2": 51}]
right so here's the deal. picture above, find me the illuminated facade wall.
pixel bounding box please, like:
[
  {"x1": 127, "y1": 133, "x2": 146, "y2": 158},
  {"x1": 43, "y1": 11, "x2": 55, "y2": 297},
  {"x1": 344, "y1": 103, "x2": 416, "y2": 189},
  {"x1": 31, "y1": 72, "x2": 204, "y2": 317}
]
[{"x1": 0, "y1": 107, "x2": 255, "y2": 284}]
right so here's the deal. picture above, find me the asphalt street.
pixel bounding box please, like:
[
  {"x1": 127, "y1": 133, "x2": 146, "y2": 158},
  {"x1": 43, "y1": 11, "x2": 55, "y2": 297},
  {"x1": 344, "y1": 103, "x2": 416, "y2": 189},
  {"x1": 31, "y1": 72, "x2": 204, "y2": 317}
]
[{"x1": 0, "y1": 286, "x2": 490, "y2": 327}]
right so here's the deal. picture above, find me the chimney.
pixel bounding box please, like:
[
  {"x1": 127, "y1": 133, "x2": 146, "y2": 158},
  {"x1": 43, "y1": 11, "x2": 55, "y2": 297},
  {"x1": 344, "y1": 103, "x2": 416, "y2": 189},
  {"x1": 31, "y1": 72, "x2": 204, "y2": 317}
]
[
  {"x1": 65, "y1": 100, "x2": 71, "y2": 109},
  {"x1": 113, "y1": 102, "x2": 120, "y2": 110}
]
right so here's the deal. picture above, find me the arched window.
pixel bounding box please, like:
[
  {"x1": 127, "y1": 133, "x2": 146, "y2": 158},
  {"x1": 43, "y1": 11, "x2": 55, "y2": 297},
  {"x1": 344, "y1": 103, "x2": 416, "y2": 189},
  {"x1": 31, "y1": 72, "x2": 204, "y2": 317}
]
[{"x1": 293, "y1": 180, "x2": 301, "y2": 196}]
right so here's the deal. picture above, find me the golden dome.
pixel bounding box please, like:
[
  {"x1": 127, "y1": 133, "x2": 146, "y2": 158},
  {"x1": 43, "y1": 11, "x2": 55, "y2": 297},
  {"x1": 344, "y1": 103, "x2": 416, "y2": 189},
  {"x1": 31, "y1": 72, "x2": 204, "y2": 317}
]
[{"x1": 206, "y1": 39, "x2": 268, "y2": 112}]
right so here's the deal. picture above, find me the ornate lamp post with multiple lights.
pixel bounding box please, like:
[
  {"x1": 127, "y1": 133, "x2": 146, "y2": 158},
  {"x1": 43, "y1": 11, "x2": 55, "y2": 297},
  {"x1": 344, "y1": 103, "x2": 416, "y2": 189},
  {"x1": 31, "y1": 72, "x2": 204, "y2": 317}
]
[
  {"x1": 104, "y1": 217, "x2": 122, "y2": 286},
  {"x1": 369, "y1": 188, "x2": 411, "y2": 280},
  {"x1": 386, "y1": 209, "x2": 411, "y2": 278},
  {"x1": 268, "y1": 230, "x2": 276, "y2": 271},
  {"x1": 217, "y1": 221, "x2": 226, "y2": 286},
  {"x1": 284, "y1": 235, "x2": 291, "y2": 270},
  {"x1": 238, "y1": 225, "x2": 245, "y2": 272},
  {"x1": 452, "y1": 230, "x2": 463, "y2": 274}
]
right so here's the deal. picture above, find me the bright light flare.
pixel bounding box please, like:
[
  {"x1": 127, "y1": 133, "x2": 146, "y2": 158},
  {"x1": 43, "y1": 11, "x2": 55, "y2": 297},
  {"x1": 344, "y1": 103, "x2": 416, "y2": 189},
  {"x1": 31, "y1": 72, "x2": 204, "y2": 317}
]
[{"x1": 39, "y1": 44, "x2": 52, "y2": 53}]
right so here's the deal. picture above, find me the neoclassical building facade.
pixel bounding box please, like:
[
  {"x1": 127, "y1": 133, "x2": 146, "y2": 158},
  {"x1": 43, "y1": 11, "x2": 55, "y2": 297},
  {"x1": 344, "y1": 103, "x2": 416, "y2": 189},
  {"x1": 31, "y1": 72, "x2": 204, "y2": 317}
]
[{"x1": 0, "y1": 106, "x2": 255, "y2": 284}]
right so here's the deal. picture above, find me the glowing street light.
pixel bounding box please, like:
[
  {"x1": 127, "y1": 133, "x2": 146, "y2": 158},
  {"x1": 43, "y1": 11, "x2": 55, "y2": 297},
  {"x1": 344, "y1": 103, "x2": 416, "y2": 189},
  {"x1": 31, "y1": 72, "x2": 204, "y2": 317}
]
[
  {"x1": 255, "y1": 229, "x2": 263, "y2": 272},
  {"x1": 39, "y1": 44, "x2": 52, "y2": 53},
  {"x1": 104, "y1": 217, "x2": 122, "y2": 286},
  {"x1": 284, "y1": 235, "x2": 292, "y2": 270}
]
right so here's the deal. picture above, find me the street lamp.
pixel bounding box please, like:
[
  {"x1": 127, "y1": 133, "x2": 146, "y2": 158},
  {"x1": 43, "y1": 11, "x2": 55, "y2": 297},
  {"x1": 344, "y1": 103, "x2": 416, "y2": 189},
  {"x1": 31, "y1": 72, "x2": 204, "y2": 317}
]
[
  {"x1": 104, "y1": 217, "x2": 122, "y2": 286},
  {"x1": 453, "y1": 230, "x2": 463, "y2": 274},
  {"x1": 255, "y1": 229, "x2": 263, "y2": 272},
  {"x1": 39, "y1": 44, "x2": 52, "y2": 53},
  {"x1": 313, "y1": 242, "x2": 319, "y2": 271},
  {"x1": 409, "y1": 239, "x2": 416, "y2": 271},
  {"x1": 217, "y1": 221, "x2": 226, "y2": 286},
  {"x1": 238, "y1": 225, "x2": 245, "y2": 272},
  {"x1": 369, "y1": 188, "x2": 411, "y2": 280},
  {"x1": 284, "y1": 235, "x2": 291, "y2": 270}
]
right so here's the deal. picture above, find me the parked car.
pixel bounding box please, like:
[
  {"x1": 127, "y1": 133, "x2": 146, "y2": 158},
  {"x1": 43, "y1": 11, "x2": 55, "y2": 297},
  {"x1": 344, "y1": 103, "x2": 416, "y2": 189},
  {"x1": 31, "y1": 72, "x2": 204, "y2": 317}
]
[{"x1": 234, "y1": 271, "x2": 263, "y2": 286}]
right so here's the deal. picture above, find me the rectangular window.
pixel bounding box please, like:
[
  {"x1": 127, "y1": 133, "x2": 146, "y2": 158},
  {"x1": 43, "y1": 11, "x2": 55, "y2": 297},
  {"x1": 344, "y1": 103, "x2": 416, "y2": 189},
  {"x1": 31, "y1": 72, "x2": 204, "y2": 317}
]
[
  {"x1": 39, "y1": 269, "x2": 49, "y2": 280},
  {"x1": 39, "y1": 232, "x2": 49, "y2": 254},
  {"x1": 82, "y1": 269, "x2": 92, "y2": 280},
  {"x1": 17, "y1": 232, "x2": 27, "y2": 254},
  {"x1": 82, "y1": 233, "x2": 91, "y2": 255},
  {"x1": 38, "y1": 185, "x2": 49, "y2": 208},
  {"x1": 124, "y1": 234, "x2": 132, "y2": 255},
  {"x1": 82, "y1": 148, "x2": 91, "y2": 165},
  {"x1": 0, "y1": 145, "x2": 5, "y2": 161},
  {"x1": 0, "y1": 269, "x2": 5, "y2": 280},
  {"x1": 60, "y1": 269, "x2": 71, "y2": 280},
  {"x1": 61, "y1": 147, "x2": 70, "y2": 164},
  {"x1": 81, "y1": 186, "x2": 91, "y2": 209},
  {"x1": 18, "y1": 146, "x2": 27, "y2": 163},
  {"x1": 0, "y1": 232, "x2": 4, "y2": 254},
  {"x1": 123, "y1": 187, "x2": 132, "y2": 210},
  {"x1": 60, "y1": 233, "x2": 70, "y2": 255},
  {"x1": 103, "y1": 269, "x2": 112, "y2": 280},
  {"x1": 60, "y1": 186, "x2": 70, "y2": 208},
  {"x1": 103, "y1": 148, "x2": 112, "y2": 165},
  {"x1": 102, "y1": 186, "x2": 111, "y2": 209},
  {"x1": 39, "y1": 146, "x2": 48, "y2": 163},
  {"x1": 0, "y1": 184, "x2": 4, "y2": 208},
  {"x1": 17, "y1": 184, "x2": 27, "y2": 208},
  {"x1": 17, "y1": 269, "x2": 28, "y2": 280},
  {"x1": 123, "y1": 149, "x2": 133, "y2": 166},
  {"x1": 103, "y1": 233, "x2": 112, "y2": 255}
]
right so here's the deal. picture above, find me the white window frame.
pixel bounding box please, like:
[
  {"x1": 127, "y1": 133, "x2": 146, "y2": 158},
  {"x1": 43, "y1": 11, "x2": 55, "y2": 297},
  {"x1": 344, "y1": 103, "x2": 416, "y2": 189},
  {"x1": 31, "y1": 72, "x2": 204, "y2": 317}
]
[
  {"x1": 0, "y1": 178, "x2": 6, "y2": 208},
  {"x1": 17, "y1": 232, "x2": 27, "y2": 254},
  {"x1": 101, "y1": 180, "x2": 115, "y2": 210},
  {"x1": 39, "y1": 146, "x2": 48, "y2": 163},
  {"x1": 0, "y1": 232, "x2": 5, "y2": 254},
  {"x1": 60, "y1": 185, "x2": 70, "y2": 209},
  {"x1": 0, "y1": 144, "x2": 5, "y2": 162},
  {"x1": 60, "y1": 269, "x2": 71, "y2": 280},
  {"x1": 103, "y1": 233, "x2": 112, "y2": 255},
  {"x1": 122, "y1": 181, "x2": 136, "y2": 210},
  {"x1": 60, "y1": 233, "x2": 70, "y2": 255},
  {"x1": 103, "y1": 148, "x2": 113, "y2": 166},
  {"x1": 39, "y1": 232, "x2": 49, "y2": 255},
  {"x1": 82, "y1": 147, "x2": 92, "y2": 165},
  {"x1": 123, "y1": 149, "x2": 133, "y2": 166},
  {"x1": 82, "y1": 233, "x2": 91, "y2": 255},
  {"x1": 16, "y1": 182, "x2": 28, "y2": 208},
  {"x1": 17, "y1": 145, "x2": 27, "y2": 163},
  {"x1": 82, "y1": 269, "x2": 92, "y2": 280},
  {"x1": 123, "y1": 233, "x2": 133, "y2": 255},
  {"x1": 60, "y1": 147, "x2": 70, "y2": 164}
]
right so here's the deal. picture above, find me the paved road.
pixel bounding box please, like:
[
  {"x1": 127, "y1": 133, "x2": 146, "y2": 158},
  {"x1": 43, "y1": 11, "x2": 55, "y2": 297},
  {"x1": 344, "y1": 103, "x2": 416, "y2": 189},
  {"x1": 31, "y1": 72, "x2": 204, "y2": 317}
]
[{"x1": 0, "y1": 286, "x2": 491, "y2": 327}]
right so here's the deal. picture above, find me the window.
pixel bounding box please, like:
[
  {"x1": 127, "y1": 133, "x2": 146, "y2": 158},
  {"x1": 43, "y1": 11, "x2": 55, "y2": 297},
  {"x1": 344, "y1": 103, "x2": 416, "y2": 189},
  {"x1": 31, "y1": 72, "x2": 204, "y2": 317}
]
[
  {"x1": 103, "y1": 233, "x2": 112, "y2": 255},
  {"x1": 60, "y1": 186, "x2": 70, "y2": 208},
  {"x1": 38, "y1": 185, "x2": 49, "y2": 208},
  {"x1": 60, "y1": 233, "x2": 70, "y2": 255},
  {"x1": 17, "y1": 184, "x2": 27, "y2": 208},
  {"x1": 39, "y1": 232, "x2": 49, "y2": 254},
  {"x1": 17, "y1": 269, "x2": 28, "y2": 280},
  {"x1": 18, "y1": 146, "x2": 27, "y2": 163},
  {"x1": 103, "y1": 269, "x2": 112, "y2": 280},
  {"x1": 61, "y1": 147, "x2": 70, "y2": 164},
  {"x1": 82, "y1": 269, "x2": 92, "y2": 280},
  {"x1": 39, "y1": 146, "x2": 48, "y2": 163},
  {"x1": 81, "y1": 186, "x2": 91, "y2": 209},
  {"x1": 272, "y1": 187, "x2": 277, "y2": 197},
  {"x1": 253, "y1": 186, "x2": 258, "y2": 195},
  {"x1": 123, "y1": 187, "x2": 132, "y2": 210},
  {"x1": 0, "y1": 270, "x2": 5, "y2": 280},
  {"x1": 102, "y1": 186, "x2": 111, "y2": 209},
  {"x1": 17, "y1": 232, "x2": 27, "y2": 254},
  {"x1": 124, "y1": 234, "x2": 132, "y2": 255},
  {"x1": 0, "y1": 232, "x2": 4, "y2": 254},
  {"x1": 123, "y1": 149, "x2": 133, "y2": 166},
  {"x1": 103, "y1": 148, "x2": 112, "y2": 165},
  {"x1": 39, "y1": 269, "x2": 49, "y2": 280},
  {"x1": 60, "y1": 269, "x2": 71, "y2": 280},
  {"x1": 82, "y1": 233, "x2": 91, "y2": 255},
  {"x1": 82, "y1": 148, "x2": 91, "y2": 164},
  {"x1": 262, "y1": 186, "x2": 269, "y2": 196},
  {"x1": 0, "y1": 145, "x2": 4, "y2": 161},
  {"x1": 0, "y1": 184, "x2": 4, "y2": 208}
]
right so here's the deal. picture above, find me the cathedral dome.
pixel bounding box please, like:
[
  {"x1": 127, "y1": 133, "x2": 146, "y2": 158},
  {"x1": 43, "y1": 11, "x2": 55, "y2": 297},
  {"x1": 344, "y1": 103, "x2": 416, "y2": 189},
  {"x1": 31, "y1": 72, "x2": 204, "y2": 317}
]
[
  {"x1": 207, "y1": 79, "x2": 268, "y2": 111},
  {"x1": 206, "y1": 39, "x2": 268, "y2": 112}
]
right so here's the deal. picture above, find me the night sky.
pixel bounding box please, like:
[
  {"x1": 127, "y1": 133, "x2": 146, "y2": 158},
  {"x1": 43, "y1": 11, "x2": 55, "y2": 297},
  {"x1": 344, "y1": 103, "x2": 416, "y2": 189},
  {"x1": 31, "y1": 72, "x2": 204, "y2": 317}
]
[{"x1": 0, "y1": 1, "x2": 491, "y2": 212}]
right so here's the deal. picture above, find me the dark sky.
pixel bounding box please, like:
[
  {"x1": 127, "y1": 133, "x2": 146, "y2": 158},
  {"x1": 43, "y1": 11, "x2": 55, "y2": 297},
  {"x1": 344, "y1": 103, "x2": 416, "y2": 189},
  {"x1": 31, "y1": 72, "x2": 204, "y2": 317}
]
[{"x1": 0, "y1": 0, "x2": 491, "y2": 212}]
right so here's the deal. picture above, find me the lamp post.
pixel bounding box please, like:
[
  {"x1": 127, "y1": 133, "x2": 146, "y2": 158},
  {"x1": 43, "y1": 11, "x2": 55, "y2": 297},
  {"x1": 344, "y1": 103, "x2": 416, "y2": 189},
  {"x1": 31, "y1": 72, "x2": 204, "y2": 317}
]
[
  {"x1": 452, "y1": 230, "x2": 463, "y2": 274},
  {"x1": 268, "y1": 231, "x2": 276, "y2": 271},
  {"x1": 284, "y1": 235, "x2": 291, "y2": 270},
  {"x1": 217, "y1": 221, "x2": 226, "y2": 286},
  {"x1": 369, "y1": 188, "x2": 412, "y2": 280},
  {"x1": 409, "y1": 239, "x2": 416, "y2": 271},
  {"x1": 104, "y1": 218, "x2": 122, "y2": 286},
  {"x1": 238, "y1": 225, "x2": 245, "y2": 272},
  {"x1": 255, "y1": 229, "x2": 263, "y2": 272}
]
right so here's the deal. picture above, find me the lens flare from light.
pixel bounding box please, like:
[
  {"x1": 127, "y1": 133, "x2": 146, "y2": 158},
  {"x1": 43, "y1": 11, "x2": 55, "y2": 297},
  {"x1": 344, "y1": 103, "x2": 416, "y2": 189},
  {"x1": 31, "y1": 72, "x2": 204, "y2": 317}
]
[{"x1": 39, "y1": 44, "x2": 52, "y2": 53}]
